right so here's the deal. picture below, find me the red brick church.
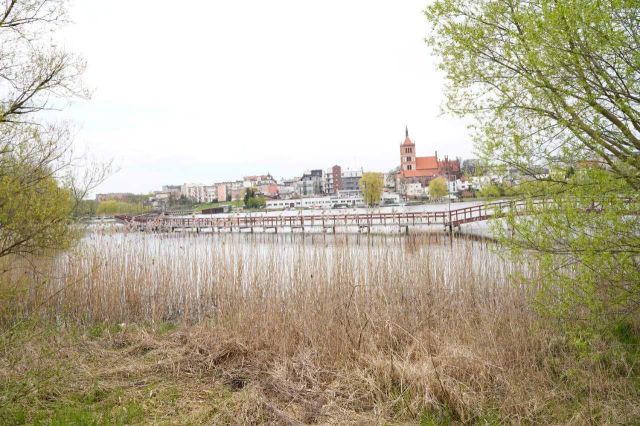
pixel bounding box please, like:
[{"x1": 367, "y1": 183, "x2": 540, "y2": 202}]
[{"x1": 396, "y1": 127, "x2": 461, "y2": 187}]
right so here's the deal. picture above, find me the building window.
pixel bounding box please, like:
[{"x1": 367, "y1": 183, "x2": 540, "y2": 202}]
[{"x1": 407, "y1": 165, "x2": 412, "y2": 170}]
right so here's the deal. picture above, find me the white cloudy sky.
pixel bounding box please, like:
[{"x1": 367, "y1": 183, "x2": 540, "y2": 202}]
[{"x1": 59, "y1": 0, "x2": 473, "y2": 194}]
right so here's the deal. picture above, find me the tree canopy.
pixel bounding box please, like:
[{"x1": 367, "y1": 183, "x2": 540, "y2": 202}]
[
  {"x1": 428, "y1": 177, "x2": 448, "y2": 200},
  {"x1": 244, "y1": 188, "x2": 266, "y2": 209},
  {"x1": 96, "y1": 200, "x2": 149, "y2": 216},
  {"x1": 0, "y1": 0, "x2": 101, "y2": 260},
  {"x1": 0, "y1": 167, "x2": 75, "y2": 258},
  {"x1": 359, "y1": 172, "x2": 384, "y2": 206},
  {"x1": 425, "y1": 0, "x2": 639, "y2": 186},
  {"x1": 426, "y1": 0, "x2": 640, "y2": 328}
]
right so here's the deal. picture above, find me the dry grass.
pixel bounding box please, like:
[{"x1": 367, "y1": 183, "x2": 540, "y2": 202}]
[{"x1": 1, "y1": 232, "x2": 638, "y2": 424}]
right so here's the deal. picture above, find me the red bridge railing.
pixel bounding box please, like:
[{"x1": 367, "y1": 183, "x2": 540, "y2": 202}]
[
  {"x1": 115, "y1": 199, "x2": 546, "y2": 231},
  {"x1": 114, "y1": 198, "x2": 636, "y2": 233}
]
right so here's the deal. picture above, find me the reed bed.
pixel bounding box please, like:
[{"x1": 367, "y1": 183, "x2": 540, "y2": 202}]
[
  {"x1": 44, "y1": 233, "x2": 525, "y2": 324},
  {"x1": 1, "y1": 232, "x2": 637, "y2": 424}
]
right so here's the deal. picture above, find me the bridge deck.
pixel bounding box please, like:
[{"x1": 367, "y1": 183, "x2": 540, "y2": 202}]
[{"x1": 115, "y1": 200, "x2": 535, "y2": 233}]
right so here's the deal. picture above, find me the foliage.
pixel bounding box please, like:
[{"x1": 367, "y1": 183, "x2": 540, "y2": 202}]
[
  {"x1": 96, "y1": 200, "x2": 149, "y2": 216},
  {"x1": 74, "y1": 199, "x2": 98, "y2": 217},
  {"x1": 477, "y1": 184, "x2": 502, "y2": 198},
  {"x1": 461, "y1": 159, "x2": 479, "y2": 176},
  {"x1": 168, "y1": 194, "x2": 193, "y2": 208},
  {"x1": 0, "y1": 0, "x2": 106, "y2": 260},
  {"x1": 243, "y1": 188, "x2": 265, "y2": 209},
  {"x1": 426, "y1": 0, "x2": 640, "y2": 329},
  {"x1": 359, "y1": 172, "x2": 384, "y2": 206},
  {"x1": 428, "y1": 177, "x2": 448, "y2": 199},
  {"x1": 425, "y1": 0, "x2": 640, "y2": 188},
  {"x1": 0, "y1": 170, "x2": 75, "y2": 258},
  {"x1": 244, "y1": 188, "x2": 256, "y2": 204},
  {"x1": 493, "y1": 169, "x2": 639, "y2": 327},
  {"x1": 194, "y1": 200, "x2": 243, "y2": 211},
  {"x1": 245, "y1": 196, "x2": 266, "y2": 209}
]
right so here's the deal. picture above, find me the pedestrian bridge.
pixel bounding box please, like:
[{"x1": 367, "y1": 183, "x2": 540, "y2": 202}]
[{"x1": 115, "y1": 200, "x2": 548, "y2": 234}]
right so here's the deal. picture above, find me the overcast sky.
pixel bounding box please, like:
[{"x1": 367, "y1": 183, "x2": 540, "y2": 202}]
[{"x1": 60, "y1": 0, "x2": 473, "y2": 194}]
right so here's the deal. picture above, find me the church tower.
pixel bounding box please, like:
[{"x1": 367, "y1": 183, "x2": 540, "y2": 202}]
[{"x1": 400, "y1": 126, "x2": 416, "y2": 172}]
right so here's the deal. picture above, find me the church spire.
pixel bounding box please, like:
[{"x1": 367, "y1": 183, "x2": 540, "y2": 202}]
[{"x1": 405, "y1": 125, "x2": 408, "y2": 139}]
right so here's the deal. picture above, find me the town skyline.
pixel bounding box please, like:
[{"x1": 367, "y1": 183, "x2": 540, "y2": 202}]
[
  {"x1": 97, "y1": 127, "x2": 470, "y2": 201},
  {"x1": 57, "y1": 0, "x2": 473, "y2": 195}
]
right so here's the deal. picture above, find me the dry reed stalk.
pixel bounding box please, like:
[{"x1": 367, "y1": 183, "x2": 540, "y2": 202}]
[{"x1": 1, "y1": 232, "x2": 637, "y2": 424}]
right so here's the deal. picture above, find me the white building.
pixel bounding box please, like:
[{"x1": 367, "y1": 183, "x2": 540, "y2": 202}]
[
  {"x1": 405, "y1": 182, "x2": 425, "y2": 199},
  {"x1": 266, "y1": 193, "x2": 365, "y2": 210},
  {"x1": 381, "y1": 191, "x2": 401, "y2": 204},
  {"x1": 456, "y1": 178, "x2": 470, "y2": 192}
]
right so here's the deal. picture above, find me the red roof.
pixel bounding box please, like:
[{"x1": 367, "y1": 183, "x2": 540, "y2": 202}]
[
  {"x1": 399, "y1": 155, "x2": 461, "y2": 179},
  {"x1": 416, "y1": 156, "x2": 438, "y2": 170},
  {"x1": 400, "y1": 156, "x2": 440, "y2": 177},
  {"x1": 262, "y1": 184, "x2": 278, "y2": 197},
  {"x1": 401, "y1": 136, "x2": 414, "y2": 146}
]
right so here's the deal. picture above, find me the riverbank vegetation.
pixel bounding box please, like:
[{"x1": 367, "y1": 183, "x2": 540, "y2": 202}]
[
  {"x1": 95, "y1": 200, "x2": 151, "y2": 216},
  {"x1": 194, "y1": 200, "x2": 244, "y2": 211},
  {"x1": 1, "y1": 233, "x2": 639, "y2": 424},
  {"x1": 426, "y1": 0, "x2": 640, "y2": 333}
]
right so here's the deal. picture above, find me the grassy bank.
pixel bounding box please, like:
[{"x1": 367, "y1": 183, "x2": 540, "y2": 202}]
[{"x1": 1, "y1": 233, "x2": 638, "y2": 424}]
